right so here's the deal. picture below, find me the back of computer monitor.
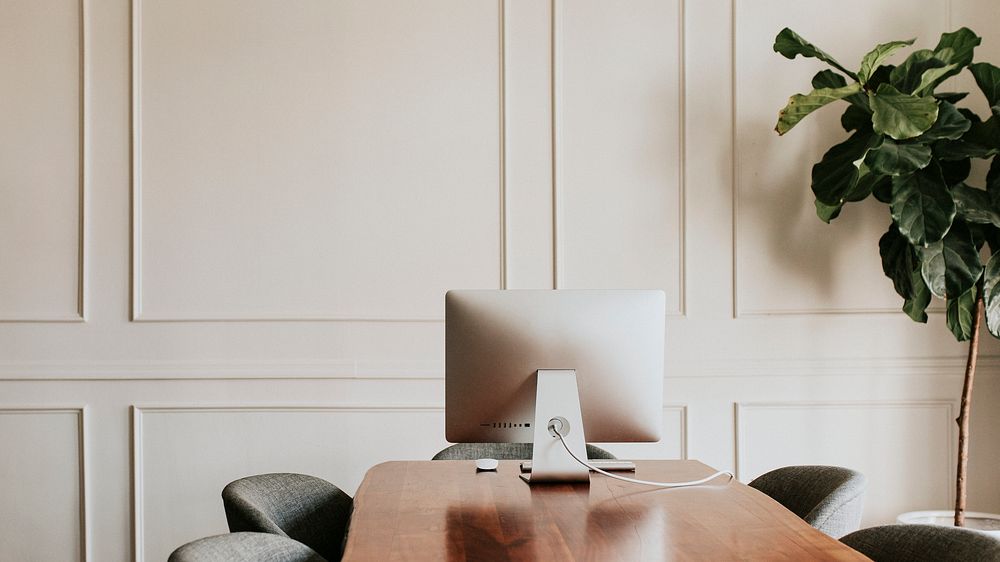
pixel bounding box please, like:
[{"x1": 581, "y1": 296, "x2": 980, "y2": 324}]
[{"x1": 445, "y1": 289, "x2": 664, "y2": 445}]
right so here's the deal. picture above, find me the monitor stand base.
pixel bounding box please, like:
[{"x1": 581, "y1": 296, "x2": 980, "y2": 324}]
[
  {"x1": 520, "y1": 369, "x2": 590, "y2": 484},
  {"x1": 520, "y1": 460, "x2": 636, "y2": 473}
]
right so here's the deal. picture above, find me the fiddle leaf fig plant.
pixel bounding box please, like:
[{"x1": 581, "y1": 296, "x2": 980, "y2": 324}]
[{"x1": 774, "y1": 26, "x2": 1000, "y2": 527}]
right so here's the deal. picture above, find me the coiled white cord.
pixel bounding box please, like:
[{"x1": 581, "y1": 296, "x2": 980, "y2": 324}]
[{"x1": 552, "y1": 425, "x2": 734, "y2": 488}]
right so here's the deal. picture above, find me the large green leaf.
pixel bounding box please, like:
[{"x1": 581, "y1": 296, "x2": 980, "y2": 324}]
[
  {"x1": 935, "y1": 141, "x2": 998, "y2": 161},
  {"x1": 867, "y1": 64, "x2": 896, "y2": 88},
  {"x1": 879, "y1": 222, "x2": 920, "y2": 298},
  {"x1": 813, "y1": 69, "x2": 872, "y2": 111},
  {"x1": 984, "y1": 254, "x2": 1000, "y2": 337},
  {"x1": 812, "y1": 70, "x2": 847, "y2": 89},
  {"x1": 987, "y1": 156, "x2": 1000, "y2": 209},
  {"x1": 888, "y1": 30, "x2": 976, "y2": 96},
  {"x1": 952, "y1": 184, "x2": 1000, "y2": 227},
  {"x1": 934, "y1": 28, "x2": 981, "y2": 69},
  {"x1": 811, "y1": 131, "x2": 878, "y2": 205},
  {"x1": 870, "y1": 84, "x2": 938, "y2": 140},
  {"x1": 859, "y1": 39, "x2": 914, "y2": 85},
  {"x1": 940, "y1": 159, "x2": 971, "y2": 187},
  {"x1": 873, "y1": 175, "x2": 894, "y2": 203},
  {"x1": 776, "y1": 83, "x2": 863, "y2": 135},
  {"x1": 841, "y1": 104, "x2": 872, "y2": 132},
  {"x1": 855, "y1": 66, "x2": 893, "y2": 109},
  {"x1": 912, "y1": 64, "x2": 959, "y2": 96},
  {"x1": 890, "y1": 163, "x2": 955, "y2": 246},
  {"x1": 864, "y1": 138, "x2": 931, "y2": 176},
  {"x1": 937, "y1": 116, "x2": 1000, "y2": 160},
  {"x1": 814, "y1": 69, "x2": 872, "y2": 116},
  {"x1": 774, "y1": 28, "x2": 858, "y2": 80},
  {"x1": 982, "y1": 224, "x2": 1000, "y2": 254},
  {"x1": 903, "y1": 268, "x2": 932, "y2": 323},
  {"x1": 935, "y1": 92, "x2": 969, "y2": 104},
  {"x1": 890, "y1": 50, "x2": 946, "y2": 94},
  {"x1": 815, "y1": 199, "x2": 843, "y2": 223},
  {"x1": 946, "y1": 285, "x2": 977, "y2": 341},
  {"x1": 970, "y1": 62, "x2": 1000, "y2": 108},
  {"x1": 911, "y1": 29, "x2": 980, "y2": 99},
  {"x1": 915, "y1": 102, "x2": 971, "y2": 141},
  {"x1": 919, "y1": 221, "x2": 983, "y2": 298},
  {"x1": 936, "y1": 142, "x2": 998, "y2": 160},
  {"x1": 847, "y1": 170, "x2": 889, "y2": 202},
  {"x1": 964, "y1": 115, "x2": 1000, "y2": 153},
  {"x1": 880, "y1": 222, "x2": 932, "y2": 322},
  {"x1": 968, "y1": 223, "x2": 992, "y2": 252}
]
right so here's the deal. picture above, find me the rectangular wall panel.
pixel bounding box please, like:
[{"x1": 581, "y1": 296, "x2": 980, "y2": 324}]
[
  {"x1": 0, "y1": 0, "x2": 84, "y2": 320},
  {"x1": 503, "y1": 0, "x2": 556, "y2": 289},
  {"x1": 133, "y1": 0, "x2": 502, "y2": 321},
  {"x1": 733, "y1": 0, "x2": 949, "y2": 315},
  {"x1": 556, "y1": 0, "x2": 684, "y2": 314},
  {"x1": 133, "y1": 406, "x2": 447, "y2": 562},
  {"x1": 0, "y1": 408, "x2": 85, "y2": 562},
  {"x1": 736, "y1": 401, "x2": 955, "y2": 526}
]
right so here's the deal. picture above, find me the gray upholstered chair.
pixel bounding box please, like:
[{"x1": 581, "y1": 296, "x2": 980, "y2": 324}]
[
  {"x1": 222, "y1": 473, "x2": 352, "y2": 562},
  {"x1": 748, "y1": 465, "x2": 866, "y2": 538},
  {"x1": 432, "y1": 442, "x2": 616, "y2": 460},
  {"x1": 168, "y1": 532, "x2": 326, "y2": 562},
  {"x1": 841, "y1": 524, "x2": 1000, "y2": 561}
]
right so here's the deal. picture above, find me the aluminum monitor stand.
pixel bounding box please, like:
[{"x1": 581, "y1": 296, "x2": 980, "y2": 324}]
[{"x1": 519, "y1": 369, "x2": 590, "y2": 484}]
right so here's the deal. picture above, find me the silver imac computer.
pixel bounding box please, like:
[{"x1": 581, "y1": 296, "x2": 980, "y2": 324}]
[{"x1": 445, "y1": 289, "x2": 665, "y2": 484}]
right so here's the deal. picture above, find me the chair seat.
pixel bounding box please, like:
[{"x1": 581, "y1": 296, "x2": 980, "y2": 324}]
[
  {"x1": 222, "y1": 473, "x2": 352, "y2": 562},
  {"x1": 840, "y1": 524, "x2": 1000, "y2": 561},
  {"x1": 748, "y1": 465, "x2": 866, "y2": 538},
  {"x1": 168, "y1": 532, "x2": 327, "y2": 562}
]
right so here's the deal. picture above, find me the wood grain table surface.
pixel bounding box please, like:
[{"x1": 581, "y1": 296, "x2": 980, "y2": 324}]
[{"x1": 342, "y1": 460, "x2": 869, "y2": 561}]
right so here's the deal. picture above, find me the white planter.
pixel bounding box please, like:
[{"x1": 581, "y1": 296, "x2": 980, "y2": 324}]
[{"x1": 897, "y1": 510, "x2": 1000, "y2": 538}]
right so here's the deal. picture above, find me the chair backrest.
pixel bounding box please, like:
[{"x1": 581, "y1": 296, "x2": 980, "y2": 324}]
[
  {"x1": 168, "y1": 532, "x2": 327, "y2": 562},
  {"x1": 748, "y1": 465, "x2": 866, "y2": 538},
  {"x1": 432, "y1": 442, "x2": 616, "y2": 460},
  {"x1": 841, "y1": 524, "x2": 1000, "y2": 561},
  {"x1": 222, "y1": 473, "x2": 352, "y2": 562}
]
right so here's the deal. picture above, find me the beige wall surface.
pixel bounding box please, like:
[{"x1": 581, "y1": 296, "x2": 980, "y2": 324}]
[{"x1": 2, "y1": 1, "x2": 999, "y2": 560}]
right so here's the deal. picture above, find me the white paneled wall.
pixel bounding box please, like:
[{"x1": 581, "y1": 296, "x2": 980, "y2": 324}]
[{"x1": 1, "y1": 1, "x2": 999, "y2": 560}]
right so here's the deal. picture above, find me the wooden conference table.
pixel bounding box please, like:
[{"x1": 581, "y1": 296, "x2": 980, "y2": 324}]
[{"x1": 342, "y1": 460, "x2": 868, "y2": 561}]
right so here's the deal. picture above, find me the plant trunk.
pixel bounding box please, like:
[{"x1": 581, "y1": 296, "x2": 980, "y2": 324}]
[{"x1": 955, "y1": 285, "x2": 984, "y2": 527}]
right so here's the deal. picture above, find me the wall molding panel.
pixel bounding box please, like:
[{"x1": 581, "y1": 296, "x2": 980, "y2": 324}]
[
  {"x1": 129, "y1": 0, "x2": 505, "y2": 323},
  {"x1": 670, "y1": 355, "x2": 1000, "y2": 379},
  {"x1": 0, "y1": 0, "x2": 87, "y2": 322},
  {"x1": 131, "y1": 404, "x2": 444, "y2": 562},
  {"x1": 552, "y1": 0, "x2": 687, "y2": 316},
  {"x1": 735, "y1": 400, "x2": 956, "y2": 524},
  {"x1": 0, "y1": 406, "x2": 88, "y2": 562},
  {"x1": 730, "y1": 0, "x2": 954, "y2": 318},
  {"x1": 0, "y1": 358, "x2": 444, "y2": 381},
  {"x1": 734, "y1": 399, "x2": 956, "y2": 480},
  {"x1": 2, "y1": 355, "x2": 998, "y2": 381}
]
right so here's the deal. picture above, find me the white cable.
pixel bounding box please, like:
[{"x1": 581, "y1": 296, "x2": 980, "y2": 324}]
[{"x1": 552, "y1": 426, "x2": 734, "y2": 488}]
